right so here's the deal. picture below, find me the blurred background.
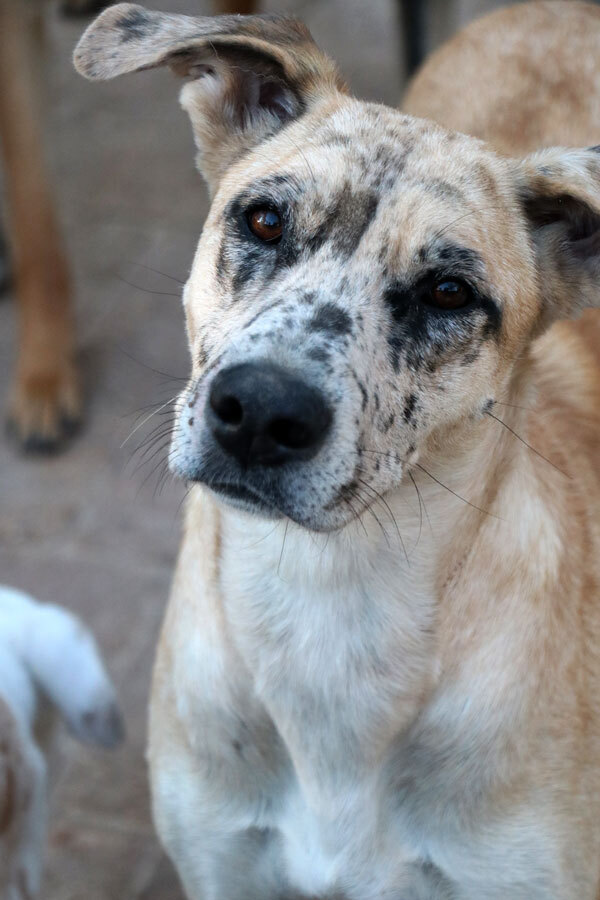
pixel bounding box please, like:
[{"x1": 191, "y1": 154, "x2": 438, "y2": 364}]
[{"x1": 0, "y1": 0, "x2": 552, "y2": 897}]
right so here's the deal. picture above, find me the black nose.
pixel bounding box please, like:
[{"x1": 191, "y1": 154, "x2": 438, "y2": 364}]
[{"x1": 207, "y1": 362, "x2": 332, "y2": 467}]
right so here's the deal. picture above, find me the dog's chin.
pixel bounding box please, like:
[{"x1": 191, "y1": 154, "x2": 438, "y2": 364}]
[
  {"x1": 202, "y1": 480, "x2": 347, "y2": 532},
  {"x1": 206, "y1": 483, "x2": 365, "y2": 533}
]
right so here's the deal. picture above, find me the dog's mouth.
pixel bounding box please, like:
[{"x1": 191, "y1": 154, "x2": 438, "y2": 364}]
[{"x1": 205, "y1": 480, "x2": 283, "y2": 518}]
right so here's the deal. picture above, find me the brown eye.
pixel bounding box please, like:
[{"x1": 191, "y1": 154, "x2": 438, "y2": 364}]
[
  {"x1": 428, "y1": 280, "x2": 471, "y2": 310},
  {"x1": 247, "y1": 208, "x2": 283, "y2": 243}
]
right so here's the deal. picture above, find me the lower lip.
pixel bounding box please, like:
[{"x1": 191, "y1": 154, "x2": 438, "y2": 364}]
[{"x1": 208, "y1": 481, "x2": 275, "y2": 511}]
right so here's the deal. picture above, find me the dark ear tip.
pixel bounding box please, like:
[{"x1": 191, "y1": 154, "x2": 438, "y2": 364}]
[{"x1": 73, "y1": 2, "x2": 151, "y2": 78}]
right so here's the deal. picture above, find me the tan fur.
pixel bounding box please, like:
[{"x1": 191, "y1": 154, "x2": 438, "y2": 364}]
[
  {"x1": 403, "y1": 0, "x2": 600, "y2": 155},
  {"x1": 0, "y1": 0, "x2": 81, "y2": 451},
  {"x1": 76, "y1": 4, "x2": 600, "y2": 898}
]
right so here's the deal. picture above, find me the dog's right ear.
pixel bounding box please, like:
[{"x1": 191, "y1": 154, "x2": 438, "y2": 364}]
[{"x1": 74, "y1": 3, "x2": 345, "y2": 192}]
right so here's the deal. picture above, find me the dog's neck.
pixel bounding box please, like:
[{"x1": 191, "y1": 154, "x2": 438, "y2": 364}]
[{"x1": 211, "y1": 354, "x2": 560, "y2": 780}]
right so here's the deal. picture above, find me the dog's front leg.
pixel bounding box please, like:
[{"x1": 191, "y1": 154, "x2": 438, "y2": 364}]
[
  {"x1": 0, "y1": 0, "x2": 81, "y2": 452},
  {"x1": 151, "y1": 756, "x2": 288, "y2": 900}
]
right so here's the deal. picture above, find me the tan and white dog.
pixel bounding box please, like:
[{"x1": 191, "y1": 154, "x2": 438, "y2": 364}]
[{"x1": 75, "y1": 3, "x2": 600, "y2": 897}]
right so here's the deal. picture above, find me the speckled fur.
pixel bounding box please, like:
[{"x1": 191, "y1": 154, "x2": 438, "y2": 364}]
[{"x1": 75, "y1": 4, "x2": 600, "y2": 898}]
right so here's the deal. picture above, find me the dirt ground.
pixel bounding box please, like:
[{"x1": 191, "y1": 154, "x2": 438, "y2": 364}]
[{"x1": 0, "y1": 0, "x2": 504, "y2": 896}]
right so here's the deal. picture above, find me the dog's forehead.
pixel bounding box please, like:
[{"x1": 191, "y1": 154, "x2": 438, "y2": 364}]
[{"x1": 217, "y1": 100, "x2": 512, "y2": 267}]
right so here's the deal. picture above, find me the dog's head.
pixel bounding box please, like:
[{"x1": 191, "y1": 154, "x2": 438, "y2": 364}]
[{"x1": 75, "y1": 5, "x2": 600, "y2": 531}]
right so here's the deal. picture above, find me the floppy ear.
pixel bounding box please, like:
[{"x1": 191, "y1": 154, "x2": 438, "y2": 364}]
[
  {"x1": 516, "y1": 147, "x2": 600, "y2": 326},
  {"x1": 74, "y1": 3, "x2": 345, "y2": 191}
]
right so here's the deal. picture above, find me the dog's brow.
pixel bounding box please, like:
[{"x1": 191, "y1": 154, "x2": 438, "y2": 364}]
[
  {"x1": 415, "y1": 242, "x2": 487, "y2": 280},
  {"x1": 225, "y1": 173, "x2": 303, "y2": 219}
]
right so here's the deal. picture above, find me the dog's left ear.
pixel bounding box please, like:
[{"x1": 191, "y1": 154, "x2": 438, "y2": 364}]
[
  {"x1": 74, "y1": 3, "x2": 345, "y2": 192},
  {"x1": 516, "y1": 146, "x2": 600, "y2": 327}
]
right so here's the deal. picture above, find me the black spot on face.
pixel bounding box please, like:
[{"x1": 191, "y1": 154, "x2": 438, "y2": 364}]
[
  {"x1": 232, "y1": 245, "x2": 268, "y2": 292},
  {"x1": 216, "y1": 240, "x2": 229, "y2": 284},
  {"x1": 403, "y1": 393, "x2": 417, "y2": 423},
  {"x1": 382, "y1": 413, "x2": 395, "y2": 433},
  {"x1": 306, "y1": 184, "x2": 379, "y2": 258},
  {"x1": 461, "y1": 343, "x2": 483, "y2": 366},
  {"x1": 335, "y1": 478, "x2": 359, "y2": 505},
  {"x1": 356, "y1": 380, "x2": 368, "y2": 411},
  {"x1": 197, "y1": 343, "x2": 208, "y2": 368},
  {"x1": 307, "y1": 346, "x2": 331, "y2": 363},
  {"x1": 309, "y1": 303, "x2": 352, "y2": 338}
]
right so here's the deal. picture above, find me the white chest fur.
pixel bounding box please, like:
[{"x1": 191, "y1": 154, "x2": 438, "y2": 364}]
[{"x1": 217, "y1": 509, "x2": 440, "y2": 896}]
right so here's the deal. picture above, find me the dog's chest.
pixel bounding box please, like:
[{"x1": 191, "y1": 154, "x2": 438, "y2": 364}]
[
  {"x1": 221, "y1": 520, "x2": 436, "y2": 756},
  {"x1": 218, "y1": 520, "x2": 442, "y2": 895}
]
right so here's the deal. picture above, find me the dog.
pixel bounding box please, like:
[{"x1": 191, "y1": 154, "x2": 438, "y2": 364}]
[
  {"x1": 74, "y1": 2, "x2": 600, "y2": 897},
  {"x1": 0, "y1": 586, "x2": 123, "y2": 900},
  {"x1": 0, "y1": 0, "x2": 86, "y2": 452}
]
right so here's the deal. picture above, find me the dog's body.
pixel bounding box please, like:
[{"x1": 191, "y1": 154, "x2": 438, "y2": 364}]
[
  {"x1": 403, "y1": 0, "x2": 600, "y2": 155},
  {"x1": 76, "y1": 2, "x2": 600, "y2": 897},
  {"x1": 0, "y1": 586, "x2": 123, "y2": 899}
]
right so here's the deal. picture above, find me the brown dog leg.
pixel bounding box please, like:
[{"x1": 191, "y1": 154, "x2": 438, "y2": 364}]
[{"x1": 0, "y1": 1, "x2": 81, "y2": 452}]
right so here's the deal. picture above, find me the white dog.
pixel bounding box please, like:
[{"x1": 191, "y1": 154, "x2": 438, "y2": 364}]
[{"x1": 0, "y1": 586, "x2": 123, "y2": 900}]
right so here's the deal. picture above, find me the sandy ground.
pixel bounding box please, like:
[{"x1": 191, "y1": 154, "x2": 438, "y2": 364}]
[{"x1": 0, "y1": 0, "x2": 505, "y2": 896}]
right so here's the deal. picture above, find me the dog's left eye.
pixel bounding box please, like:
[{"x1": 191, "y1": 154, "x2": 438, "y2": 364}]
[
  {"x1": 425, "y1": 280, "x2": 472, "y2": 310},
  {"x1": 247, "y1": 208, "x2": 283, "y2": 244}
]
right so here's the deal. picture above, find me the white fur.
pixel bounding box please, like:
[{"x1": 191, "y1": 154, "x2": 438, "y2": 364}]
[{"x1": 0, "y1": 586, "x2": 124, "y2": 900}]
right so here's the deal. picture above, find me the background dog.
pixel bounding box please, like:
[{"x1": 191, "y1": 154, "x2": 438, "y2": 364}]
[{"x1": 0, "y1": 586, "x2": 123, "y2": 900}]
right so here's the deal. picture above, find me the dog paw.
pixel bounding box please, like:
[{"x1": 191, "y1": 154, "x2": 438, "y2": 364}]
[{"x1": 7, "y1": 364, "x2": 83, "y2": 454}]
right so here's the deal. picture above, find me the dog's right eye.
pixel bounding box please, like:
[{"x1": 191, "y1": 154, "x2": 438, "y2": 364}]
[{"x1": 247, "y1": 208, "x2": 283, "y2": 244}]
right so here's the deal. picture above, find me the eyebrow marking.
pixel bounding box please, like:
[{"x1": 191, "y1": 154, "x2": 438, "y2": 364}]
[{"x1": 306, "y1": 184, "x2": 379, "y2": 257}]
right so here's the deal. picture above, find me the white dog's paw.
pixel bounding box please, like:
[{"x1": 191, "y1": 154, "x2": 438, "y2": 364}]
[{"x1": 69, "y1": 697, "x2": 125, "y2": 749}]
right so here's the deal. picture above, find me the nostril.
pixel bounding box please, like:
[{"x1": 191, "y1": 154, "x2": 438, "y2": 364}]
[
  {"x1": 268, "y1": 417, "x2": 313, "y2": 450},
  {"x1": 212, "y1": 394, "x2": 243, "y2": 427}
]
